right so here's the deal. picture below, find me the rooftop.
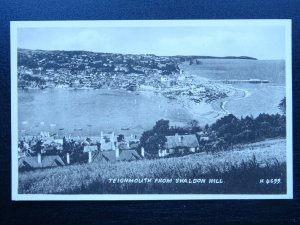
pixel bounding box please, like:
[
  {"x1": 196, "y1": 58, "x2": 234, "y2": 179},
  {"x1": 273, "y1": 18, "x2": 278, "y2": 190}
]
[
  {"x1": 92, "y1": 149, "x2": 142, "y2": 162},
  {"x1": 165, "y1": 134, "x2": 199, "y2": 149},
  {"x1": 18, "y1": 155, "x2": 65, "y2": 169}
]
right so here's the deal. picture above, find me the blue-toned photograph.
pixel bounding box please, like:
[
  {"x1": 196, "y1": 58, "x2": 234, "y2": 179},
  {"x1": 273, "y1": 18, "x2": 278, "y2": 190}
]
[{"x1": 11, "y1": 20, "x2": 293, "y2": 200}]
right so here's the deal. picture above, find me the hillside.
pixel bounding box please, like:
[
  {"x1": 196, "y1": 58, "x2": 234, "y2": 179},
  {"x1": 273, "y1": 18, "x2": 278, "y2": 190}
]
[
  {"x1": 19, "y1": 138, "x2": 286, "y2": 194},
  {"x1": 17, "y1": 48, "x2": 257, "y2": 90}
]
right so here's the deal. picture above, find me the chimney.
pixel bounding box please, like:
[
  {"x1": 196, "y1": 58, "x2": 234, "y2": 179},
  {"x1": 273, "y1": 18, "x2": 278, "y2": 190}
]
[
  {"x1": 110, "y1": 131, "x2": 115, "y2": 142},
  {"x1": 116, "y1": 144, "x2": 119, "y2": 159},
  {"x1": 141, "y1": 147, "x2": 145, "y2": 158},
  {"x1": 175, "y1": 133, "x2": 180, "y2": 142},
  {"x1": 37, "y1": 152, "x2": 42, "y2": 164},
  {"x1": 111, "y1": 141, "x2": 116, "y2": 151},
  {"x1": 100, "y1": 131, "x2": 103, "y2": 140},
  {"x1": 66, "y1": 152, "x2": 70, "y2": 164},
  {"x1": 158, "y1": 149, "x2": 162, "y2": 157},
  {"x1": 88, "y1": 151, "x2": 92, "y2": 163}
]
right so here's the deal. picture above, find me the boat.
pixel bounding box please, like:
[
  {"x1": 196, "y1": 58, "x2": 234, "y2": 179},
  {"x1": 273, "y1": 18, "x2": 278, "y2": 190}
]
[{"x1": 121, "y1": 128, "x2": 130, "y2": 131}]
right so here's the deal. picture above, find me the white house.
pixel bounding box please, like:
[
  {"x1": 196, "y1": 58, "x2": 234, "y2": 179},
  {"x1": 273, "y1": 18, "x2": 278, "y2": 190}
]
[{"x1": 159, "y1": 134, "x2": 200, "y2": 157}]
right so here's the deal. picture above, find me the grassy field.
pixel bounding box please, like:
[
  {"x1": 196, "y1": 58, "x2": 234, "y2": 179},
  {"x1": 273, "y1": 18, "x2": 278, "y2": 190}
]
[{"x1": 19, "y1": 139, "x2": 286, "y2": 194}]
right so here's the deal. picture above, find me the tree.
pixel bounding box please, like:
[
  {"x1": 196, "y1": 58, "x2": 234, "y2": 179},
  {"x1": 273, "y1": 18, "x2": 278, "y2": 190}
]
[
  {"x1": 117, "y1": 134, "x2": 125, "y2": 142},
  {"x1": 212, "y1": 114, "x2": 238, "y2": 130},
  {"x1": 278, "y1": 97, "x2": 286, "y2": 115},
  {"x1": 140, "y1": 130, "x2": 153, "y2": 147},
  {"x1": 188, "y1": 119, "x2": 200, "y2": 133},
  {"x1": 139, "y1": 119, "x2": 169, "y2": 155},
  {"x1": 153, "y1": 119, "x2": 170, "y2": 135},
  {"x1": 63, "y1": 136, "x2": 73, "y2": 153},
  {"x1": 144, "y1": 135, "x2": 167, "y2": 155},
  {"x1": 31, "y1": 140, "x2": 43, "y2": 156},
  {"x1": 189, "y1": 119, "x2": 199, "y2": 128}
]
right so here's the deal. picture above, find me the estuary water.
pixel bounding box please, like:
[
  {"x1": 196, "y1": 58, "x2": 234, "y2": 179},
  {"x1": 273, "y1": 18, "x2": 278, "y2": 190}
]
[
  {"x1": 18, "y1": 89, "x2": 193, "y2": 136},
  {"x1": 18, "y1": 60, "x2": 287, "y2": 137}
]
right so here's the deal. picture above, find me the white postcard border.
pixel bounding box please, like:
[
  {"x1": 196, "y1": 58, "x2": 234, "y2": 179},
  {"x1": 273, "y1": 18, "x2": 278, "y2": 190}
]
[{"x1": 11, "y1": 19, "x2": 293, "y2": 200}]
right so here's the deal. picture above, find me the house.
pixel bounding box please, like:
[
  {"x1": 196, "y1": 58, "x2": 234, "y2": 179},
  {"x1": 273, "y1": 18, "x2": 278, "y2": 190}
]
[
  {"x1": 90, "y1": 148, "x2": 143, "y2": 163},
  {"x1": 18, "y1": 151, "x2": 27, "y2": 158},
  {"x1": 88, "y1": 140, "x2": 144, "y2": 163},
  {"x1": 83, "y1": 145, "x2": 98, "y2": 163},
  {"x1": 160, "y1": 134, "x2": 200, "y2": 157},
  {"x1": 84, "y1": 143, "x2": 143, "y2": 164},
  {"x1": 40, "y1": 131, "x2": 50, "y2": 137},
  {"x1": 197, "y1": 131, "x2": 210, "y2": 141},
  {"x1": 83, "y1": 145, "x2": 98, "y2": 152},
  {"x1": 98, "y1": 131, "x2": 117, "y2": 151},
  {"x1": 100, "y1": 141, "x2": 116, "y2": 151},
  {"x1": 87, "y1": 136, "x2": 103, "y2": 145},
  {"x1": 18, "y1": 154, "x2": 65, "y2": 171}
]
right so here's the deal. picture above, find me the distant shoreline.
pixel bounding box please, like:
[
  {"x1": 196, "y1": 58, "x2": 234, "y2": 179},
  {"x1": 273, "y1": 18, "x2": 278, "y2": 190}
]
[{"x1": 18, "y1": 48, "x2": 258, "y2": 60}]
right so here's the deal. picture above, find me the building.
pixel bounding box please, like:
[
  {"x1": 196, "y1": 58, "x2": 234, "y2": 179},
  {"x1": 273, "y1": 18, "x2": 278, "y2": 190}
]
[
  {"x1": 84, "y1": 138, "x2": 144, "y2": 163},
  {"x1": 18, "y1": 154, "x2": 65, "y2": 171},
  {"x1": 19, "y1": 131, "x2": 143, "y2": 167},
  {"x1": 159, "y1": 134, "x2": 200, "y2": 157},
  {"x1": 90, "y1": 148, "x2": 143, "y2": 163},
  {"x1": 83, "y1": 145, "x2": 98, "y2": 163}
]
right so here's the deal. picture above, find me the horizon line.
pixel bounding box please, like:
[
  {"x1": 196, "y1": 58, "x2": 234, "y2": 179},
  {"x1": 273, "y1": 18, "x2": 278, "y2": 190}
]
[{"x1": 18, "y1": 47, "x2": 266, "y2": 60}]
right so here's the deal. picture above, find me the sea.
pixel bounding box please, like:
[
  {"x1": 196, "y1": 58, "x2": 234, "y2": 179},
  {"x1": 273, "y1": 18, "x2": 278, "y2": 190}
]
[{"x1": 180, "y1": 59, "x2": 286, "y2": 118}]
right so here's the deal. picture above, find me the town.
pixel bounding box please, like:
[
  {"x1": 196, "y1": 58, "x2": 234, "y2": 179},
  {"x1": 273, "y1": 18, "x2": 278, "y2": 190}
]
[{"x1": 18, "y1": 49, "x2": 238, "y2": 104}]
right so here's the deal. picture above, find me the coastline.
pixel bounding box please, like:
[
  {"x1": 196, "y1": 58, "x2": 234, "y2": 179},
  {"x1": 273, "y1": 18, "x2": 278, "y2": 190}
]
[
  {"x1": 18, "y1": 78, "x2": 284, "y2": 135},
  {"x1": 18, "y1": 80, "x2": 252, "y2": 133},
  {"x1": 178, "y1": 68, "x2": 285, "y2": 124},
  {"x1": 175, "y1": 79, "x2": 251, "y2": 125}
]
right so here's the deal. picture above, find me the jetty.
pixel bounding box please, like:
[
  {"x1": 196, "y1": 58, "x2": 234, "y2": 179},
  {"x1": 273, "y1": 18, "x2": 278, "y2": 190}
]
[{"x1": 213, "y1": 79, "x2": 269, "y2": 84}]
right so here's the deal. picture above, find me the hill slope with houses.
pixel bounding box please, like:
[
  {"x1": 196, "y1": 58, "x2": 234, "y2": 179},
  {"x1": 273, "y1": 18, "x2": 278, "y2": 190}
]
[
  {"x1": 17, "y1": 48, "x2": 256, "y2": 90},
  {"x1": 18, "y1": 112, "x2": 286, "y2": 172},
  {"x1": 19, "y1": 138, "x2": 286, "y2": 194}
]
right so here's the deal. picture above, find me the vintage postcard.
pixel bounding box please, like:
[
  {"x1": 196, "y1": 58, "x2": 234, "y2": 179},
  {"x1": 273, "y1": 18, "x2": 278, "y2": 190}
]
[{"x1": 11, "y1": 20, "x2": 293, "y2": 200}]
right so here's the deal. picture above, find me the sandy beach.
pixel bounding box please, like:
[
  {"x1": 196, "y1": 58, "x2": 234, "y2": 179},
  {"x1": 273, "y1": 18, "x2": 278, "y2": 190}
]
[
  {"x1": 176, "y1": 74, "x2": 284, "y2": 126},
  {"x1": 177, "y1": 60, "x2": 286, "y2": 123},
  {"x1": 174, "y1": 78, "x2": 249, "y2": 125}
]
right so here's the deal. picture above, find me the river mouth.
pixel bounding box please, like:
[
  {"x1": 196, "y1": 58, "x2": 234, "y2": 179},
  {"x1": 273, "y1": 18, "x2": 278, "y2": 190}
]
[{"x1": 18, "y1": 88, "x2": 194, "y2": 137}]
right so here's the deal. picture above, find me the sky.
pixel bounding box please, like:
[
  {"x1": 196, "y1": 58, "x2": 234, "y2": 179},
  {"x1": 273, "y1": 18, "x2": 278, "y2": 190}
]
[{"x1": 18, "y1": 26, "x2": 286, "y2": 60}]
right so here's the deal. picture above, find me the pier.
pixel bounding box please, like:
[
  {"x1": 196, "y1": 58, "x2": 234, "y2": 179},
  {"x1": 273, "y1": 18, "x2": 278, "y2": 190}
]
[{"x1": 213, "y1": 79, "x2": 269, "y2": 84}]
